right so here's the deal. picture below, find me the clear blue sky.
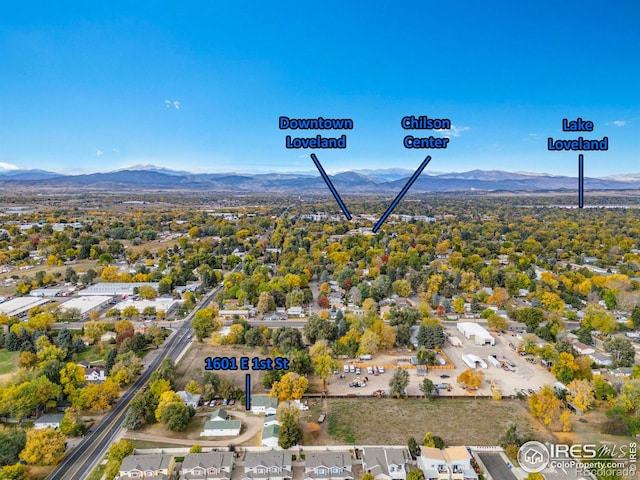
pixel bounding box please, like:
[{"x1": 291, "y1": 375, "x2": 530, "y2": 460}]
[{"x1": 0, "y1": 1, "x2": 638, "y2": 176}]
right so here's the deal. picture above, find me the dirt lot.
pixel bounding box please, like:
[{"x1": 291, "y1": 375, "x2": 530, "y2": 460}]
[{"x1": 304, "y1": 397, "x2": 555, "y2": 447}]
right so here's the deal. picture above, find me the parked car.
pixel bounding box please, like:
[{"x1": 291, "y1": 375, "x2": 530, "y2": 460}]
[
  {"x1": 378, "y1": 366, "x2": 385, "y2": 373},
  {"x1": 343, "y1": 365, "x2": 349, "y2": 373},
  {"x1": 355, "y1": 368, "x2": 361, "y2": 375},
  {"x1": 440, "y1": 374, "x2": 450, "y2": 379},
  {"x1": 367, "y1": 367, "x2": 373, "y2": 375},
  {"x1": 349, "y1": 365, "x2": 355, "y2": 373}
]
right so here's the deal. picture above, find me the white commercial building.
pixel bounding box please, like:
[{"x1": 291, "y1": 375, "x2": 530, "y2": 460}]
[
  {"x1": 457, "y1": 322, "x2": 495, "y2": 346},
  {"x1": 59, "y1": 296, "x2": 112, "y2": 320},
  {"x1": 0, "y1": 297, "x2": 51, "y2": 318},
  {"x1": 79, "y1": 282, "x2": 159, "y2": 296},
  {"x1": 461, "y1": 354, "x2": 488, "y2": 369},
  {"x1": 114, "y1": 298, "x2": 178, "y2": 315}
]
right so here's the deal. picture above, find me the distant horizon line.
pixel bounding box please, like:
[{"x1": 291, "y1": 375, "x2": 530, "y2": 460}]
[{"x1": 1, "y1": 163, "x2": 639, "y2": 179}]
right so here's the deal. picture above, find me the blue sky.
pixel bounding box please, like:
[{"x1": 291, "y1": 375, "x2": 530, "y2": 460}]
[{"x1": 0, "y1": 1, "x2": 638, "y2": 176}]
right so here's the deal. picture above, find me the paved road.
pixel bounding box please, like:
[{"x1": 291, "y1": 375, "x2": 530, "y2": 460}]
[
  {"x1": 477, "y1": 452, "x2": 518, "y2": 480},
  {"x1": 47, "y1": 281, "x2": 226, "y2": 480}
]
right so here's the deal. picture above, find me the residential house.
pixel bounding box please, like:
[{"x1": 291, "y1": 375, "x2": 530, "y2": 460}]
[
  {"x1": 201, "y1": 410, "x2": 241, "y2": 437},
  {"x1": 361, "y1": 447, "x2": 409, "y2": 480},
  {"x1": 78, "y1": 361, "x2": 106, "y2": 382},
  {"x1": 181, "y1": 452, "x2": 234, "y2": 480},
  {"x1": 118, "y1": 454, "x2": 175, "y2": 479},
  {"x1": 304, "y1": 452, "x2": 353, "y2": 480},
  {"x1": 209, "y1": 408, "x2": 228, "y2": 421},
  {"x1": 251, "y1": 395, "x2": 278, "y2": 415},
  {"x1": 100, "y1": 331, "x2": 117, "y2": 343},
  {"x1": 243, "y1": 451, "x2": 293, "y2": 480},
  {"x1": 201, "y1": 419, "x2": 241, "y2": 437},
  {"x1": 287, "y1": 306, "x2": 305, "y2": 318},
  {"x1": 262, "y1": 424, "x2": 280, "y2": 448},
  {"x1": 178, "y1": 390, "x2": 202, "y2": 408},
  {"x1": 507, "y1": 322, "x2": 527, "y2": 335},
  {"x1": 34, "y1": 413, "x2": 64, "y2": 430},
  {"x1": 264, "y1": 414, "x2": 279, "y2": 427},
  {"x1": 417, "y1": 446, "x2": 478, "y2": 480},
  {"x1": 219, "y1": 309, "x2": 253, "y2": 320},
  {"x1": 589, "y1": 352, "x2": 613, "y2": 367},
  {"x1": 573, "y1": 342, "x2": 595, "y2": 355}
]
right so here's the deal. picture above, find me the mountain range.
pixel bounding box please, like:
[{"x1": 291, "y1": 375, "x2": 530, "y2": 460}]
[{"x1": 1, "y1": 165, "x2": 639, "y2": 193}]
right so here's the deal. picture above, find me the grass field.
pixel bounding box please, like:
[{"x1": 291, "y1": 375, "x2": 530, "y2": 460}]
[
  {"x1": 176, "y1": 342, "x2": 269, "y2": 392},
  {"x1": 75, "y1": 348, "x2": 107, "y2": 365},
  {"x1": 0, "y1": 349, "x2": 19, "y2": 375},
  {"x1": 316, "y1": 398, "x2": 556, "y2": 447}
]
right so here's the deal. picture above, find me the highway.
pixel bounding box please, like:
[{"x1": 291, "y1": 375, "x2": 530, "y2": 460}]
[{"x1": 47, "y1": 282, "x2": 224, "y2": 480}]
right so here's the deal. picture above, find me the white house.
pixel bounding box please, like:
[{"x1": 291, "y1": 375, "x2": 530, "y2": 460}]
[
  {"x1": 34, "y1": 413, "x2": 64, "y2": 430},
  {"x1": 573, "y1": 342, "x2": 595, "y2": 356},
  {"x1": 181, "y1": 452, "x2": 234, "y2": 480},
  {"x1": 262, "y1": 424, "x2": 280, "y2": 448},
  {"x1": 78, "y1": 361, "x2": 107, "y2": 382},
  {"x1": 304, "y1": 452, "x2": 353, "y2": 480},
  {"x1": 589, "y1": 352, "x2": 613, "y2": 367},
  {"x1": 361, "y1": 447, "x2": 408, "y2": 480},
  {"x1": 287, "y1": 306, "x2": 305, "y2": 318},
  {"x1": 417, "y1": 446, "x2": 478, "y2": 480},
  {"x1": 243, "y1": 451, "x2": 292, "y2": 480},
  {"x1": 201, "y1": 419, "x2": 242, "y2": 437},
  {"x1": 251, "y1": 395, "x2": 278, "y2": 415},
  {"x1": 177, "y1": 390, "x2": 201, "y2": 408}
]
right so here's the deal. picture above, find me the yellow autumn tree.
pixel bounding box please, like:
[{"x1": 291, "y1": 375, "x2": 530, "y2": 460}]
[
  {"x1": 269, "y1": 372, "x2": 308, "y2": 401},
  {"x1": 19, "y1": 428, "x2": 66, "y2": 466},
  {"x1": 457, "y1": 369, "x2": 484, "y2": 389}
]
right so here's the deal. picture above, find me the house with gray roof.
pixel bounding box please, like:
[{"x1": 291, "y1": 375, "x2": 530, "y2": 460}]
[
  {"x1": 118, "y1": 454, "x2": 175, "y2": 479},
  {"x1": 304, "y1": 452, "x2": 354, "y2": 480},
  {"x1": 243, "y1": 451, "x2": 292, "y2": 480},
  {"x1": 178, "y1": 390, "x2": 201, "y2": 408},
  {"x1": 361, "y1": 447, "x2": 409, "y2": 480},
  {"x1": 181, "y1": 452, "x2": 234, "y2": 480},
  {"x1": 34, "y1": 413, "x2": 65, "y2": 430}
]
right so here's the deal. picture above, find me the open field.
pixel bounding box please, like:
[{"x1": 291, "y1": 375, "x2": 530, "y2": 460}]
[
  {"x1": 310, "y1": 398, "x2": 556, "y2": 447},
  {"x1": 0, "y1": 349, "x2": 19, "y2": 375},
  {"x1": 556, "y1": 408, "x2": 637, "y2": 446}
]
